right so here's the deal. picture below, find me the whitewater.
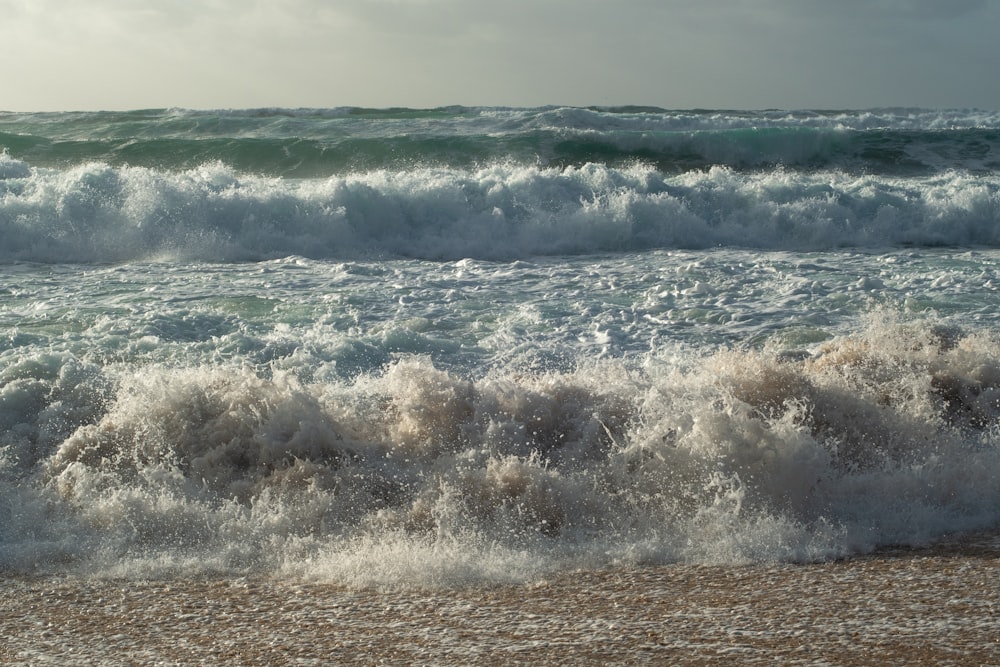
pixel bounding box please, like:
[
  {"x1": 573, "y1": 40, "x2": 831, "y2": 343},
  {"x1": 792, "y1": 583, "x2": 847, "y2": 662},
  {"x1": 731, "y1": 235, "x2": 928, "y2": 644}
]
[{"x1": 2, "y1": 106, "x2": 1000, "y2": 591}]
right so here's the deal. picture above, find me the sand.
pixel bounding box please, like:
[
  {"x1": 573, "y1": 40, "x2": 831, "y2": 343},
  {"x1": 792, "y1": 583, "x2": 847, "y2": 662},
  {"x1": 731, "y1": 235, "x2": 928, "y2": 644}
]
[{"x1": 2, "y1": 542, "x2": 998, "y2": 666}]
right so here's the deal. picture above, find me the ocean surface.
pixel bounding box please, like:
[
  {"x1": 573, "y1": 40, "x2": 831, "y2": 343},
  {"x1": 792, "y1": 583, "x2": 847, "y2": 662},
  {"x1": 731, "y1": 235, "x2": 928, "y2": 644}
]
[{"x1": 2, "y1": 106, "x2": 1000, "y2": 587}]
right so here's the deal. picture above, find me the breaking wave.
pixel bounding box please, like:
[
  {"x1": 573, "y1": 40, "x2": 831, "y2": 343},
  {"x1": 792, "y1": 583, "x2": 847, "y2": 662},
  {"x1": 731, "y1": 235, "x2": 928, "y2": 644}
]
[
  {"x1": 3, "y1": 312, "x2": 999, "y2": 584},
  {"x1": 2, "y1": 157, "x2": 999, "y2": 263}
]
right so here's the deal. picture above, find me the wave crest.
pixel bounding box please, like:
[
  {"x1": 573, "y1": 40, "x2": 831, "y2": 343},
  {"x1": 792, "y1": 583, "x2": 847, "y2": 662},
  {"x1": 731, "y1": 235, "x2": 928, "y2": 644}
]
[
  {"x1": 2, "y1": 161, "x2": 999, "y2": 263},
  {"x1": 0, "y1": 313, "x2": 993, "y2": 581}
]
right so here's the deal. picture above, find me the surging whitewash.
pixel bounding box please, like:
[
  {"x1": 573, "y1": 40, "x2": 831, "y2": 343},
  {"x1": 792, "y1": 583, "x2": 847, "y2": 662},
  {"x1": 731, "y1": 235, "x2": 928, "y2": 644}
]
[{"x1": 1, "y1": 107, "x2": 999, "y2": 586}]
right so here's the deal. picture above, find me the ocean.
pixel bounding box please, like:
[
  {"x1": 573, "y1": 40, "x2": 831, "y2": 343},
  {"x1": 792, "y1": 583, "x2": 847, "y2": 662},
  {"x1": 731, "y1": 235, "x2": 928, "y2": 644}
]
[{"x1": 2, "y1": 107, "x2": 999, "y2": 663}]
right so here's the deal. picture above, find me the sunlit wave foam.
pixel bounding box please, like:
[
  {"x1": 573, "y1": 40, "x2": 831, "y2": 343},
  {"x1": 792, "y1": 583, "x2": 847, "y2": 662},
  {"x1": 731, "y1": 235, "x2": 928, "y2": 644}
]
[
  {"x1": 1, "y1": 311, "x2": 997, "y2": 584},
  {"x1": 1, "y1": 159, "x2": 999, "y2": 263}
]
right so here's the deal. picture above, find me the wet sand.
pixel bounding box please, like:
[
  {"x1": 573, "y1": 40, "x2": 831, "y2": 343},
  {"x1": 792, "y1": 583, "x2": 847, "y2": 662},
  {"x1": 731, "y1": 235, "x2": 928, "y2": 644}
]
[{"x1": 2, "y1": 543, "x2": 998, "y2": 666}]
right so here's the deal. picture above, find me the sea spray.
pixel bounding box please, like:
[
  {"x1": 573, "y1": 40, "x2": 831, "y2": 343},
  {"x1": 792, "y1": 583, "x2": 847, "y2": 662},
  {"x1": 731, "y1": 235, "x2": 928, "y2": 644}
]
[
  {"x1": 1, "y1": 311, "x2": 996, "y2": 584},
  {"x1": 3, "y1": 161, "x2": 1000, "y2": 263}
]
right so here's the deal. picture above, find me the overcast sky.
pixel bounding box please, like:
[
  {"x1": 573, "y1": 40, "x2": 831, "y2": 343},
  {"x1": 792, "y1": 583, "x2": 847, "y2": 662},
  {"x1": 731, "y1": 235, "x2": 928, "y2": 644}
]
[{"x1": 4, "y1": 0, "x2": 999, "y2": 111}]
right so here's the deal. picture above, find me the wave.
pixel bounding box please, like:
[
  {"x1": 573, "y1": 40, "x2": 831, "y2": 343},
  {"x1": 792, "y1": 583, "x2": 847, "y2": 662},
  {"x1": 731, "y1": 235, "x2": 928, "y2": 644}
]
[
  {"x1": 2, "y1": 312, "x2": 998, "y2": 583},
  {"x1": 8, "y1": 106, "x2": 998, "y2": 135},
  {"x1": 1, "y1": 156, "x2": 999, "y2": 262},
  {"x1": 3, "y1": 107, "x2": 1000, "y2": 177}
]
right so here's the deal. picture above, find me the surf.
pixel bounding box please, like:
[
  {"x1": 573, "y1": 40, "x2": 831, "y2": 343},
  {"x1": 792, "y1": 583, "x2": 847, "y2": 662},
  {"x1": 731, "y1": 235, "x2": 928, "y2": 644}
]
[
  {"x1": 2, "y1": 157, "x2": 999, "y2": 263},
  {"x1": 2, "y1": 309, "x2": 998, "y2": 584}
]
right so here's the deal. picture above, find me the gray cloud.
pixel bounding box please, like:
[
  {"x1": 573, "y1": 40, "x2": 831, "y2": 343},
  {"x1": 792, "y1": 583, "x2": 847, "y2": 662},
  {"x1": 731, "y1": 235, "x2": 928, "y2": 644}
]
[
  {"x1": 861, "y1": 0, "x2": 987, "y2": 19},
  {"x1": 3, "y1": 0, "x2": 999, "y2": 110}
]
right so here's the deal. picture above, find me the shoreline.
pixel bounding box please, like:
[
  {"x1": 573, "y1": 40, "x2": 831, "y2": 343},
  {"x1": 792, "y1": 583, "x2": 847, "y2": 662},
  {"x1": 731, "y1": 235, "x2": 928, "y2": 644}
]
[{"x1": 2, "y1": 539, "x2": 998, "y2": 666}]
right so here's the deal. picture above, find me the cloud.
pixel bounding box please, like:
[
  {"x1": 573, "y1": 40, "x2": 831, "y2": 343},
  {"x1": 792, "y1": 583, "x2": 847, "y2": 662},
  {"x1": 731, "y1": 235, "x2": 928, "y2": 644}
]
[
  {"x1": 774, "y1": 0, "x2": 989, "y2": 20},
  {"x1": 3, "y1": 0, "x2": 999, "y2": 110},
  {"x1": 867, "y1": 0, "x2": 987, "y2": 19}
]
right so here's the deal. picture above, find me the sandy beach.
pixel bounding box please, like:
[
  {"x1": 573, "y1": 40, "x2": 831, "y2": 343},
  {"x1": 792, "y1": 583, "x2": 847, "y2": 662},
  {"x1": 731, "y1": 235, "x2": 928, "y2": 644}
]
[{"x1": 2, "y1": 538, "x2": 997, "y2": 666}]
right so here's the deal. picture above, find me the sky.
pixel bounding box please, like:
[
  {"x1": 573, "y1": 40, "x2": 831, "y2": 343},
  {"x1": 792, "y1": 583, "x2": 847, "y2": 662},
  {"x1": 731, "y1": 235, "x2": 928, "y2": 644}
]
[{"x1": 3, "y1": 0, "x2": 999, "y2": 111}]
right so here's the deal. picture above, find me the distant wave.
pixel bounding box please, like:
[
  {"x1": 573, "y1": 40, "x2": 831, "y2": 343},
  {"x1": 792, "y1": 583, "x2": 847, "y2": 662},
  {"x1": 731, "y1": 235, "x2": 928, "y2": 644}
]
[
  {"x1": 2, "y1": 106, "x2": 999, "y2": 263},
  {"x1": 1, "y1": 155, "x2": 999, "y2": 263},
  {"x1": 2, "y1": 107, "x2": 1000, "y2": 177}
]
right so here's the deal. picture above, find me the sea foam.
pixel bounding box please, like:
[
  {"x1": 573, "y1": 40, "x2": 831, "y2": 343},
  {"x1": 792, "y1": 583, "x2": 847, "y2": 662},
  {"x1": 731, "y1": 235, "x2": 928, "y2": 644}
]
[
  {"x1": 2, "y1": 160, "x2": 999, "y2": 263},
  {"x1": 2, "y1": 312, "x2": 997, "y2": 584}
]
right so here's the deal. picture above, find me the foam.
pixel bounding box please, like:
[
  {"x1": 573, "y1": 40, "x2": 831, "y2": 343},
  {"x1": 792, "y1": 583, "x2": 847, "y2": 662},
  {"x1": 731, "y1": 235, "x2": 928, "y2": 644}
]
[
  {"x1": 1, "y1": 160, "x2": 999, "y2": 263},
  {"x1": 1, "y1": 311, "x2": 997, "y2": 583},
  {"x1": 3, "y1": 105, "x2": 999, "y2": 264},
  {"x1": 0, "y1": 151, "x2": 31, "y2": 180}
]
